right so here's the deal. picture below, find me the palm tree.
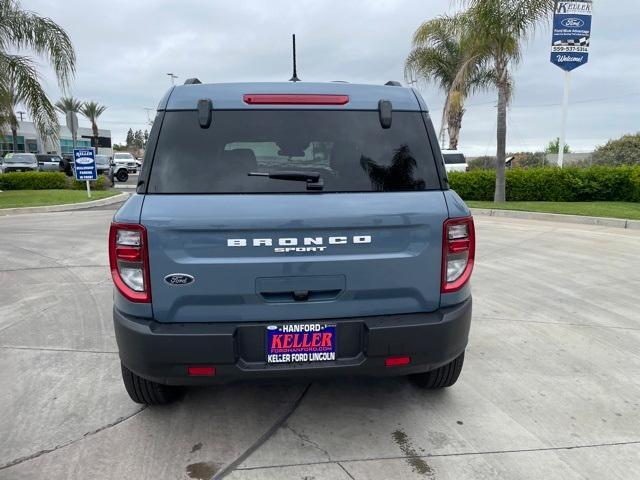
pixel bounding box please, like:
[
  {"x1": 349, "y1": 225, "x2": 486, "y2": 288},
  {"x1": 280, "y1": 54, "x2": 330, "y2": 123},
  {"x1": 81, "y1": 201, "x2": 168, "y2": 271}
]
[
  {"x1": 0, "y1": 0, "x2": 76, "y2": 140},
  {"x1": 405, "y1": 16, "x2": 491, "y2": 150},
  {"x1": 80, "y1": 101, "x2": 107, "y2": 150},
  {"x1": 55, "y1": 96, "x2": 82, "y2": 115},
  {"x1": 55, "y1": 96, "x2": 82, "y2": 147},
  {"x1": 0, "y1": 81, "x2": 24, "y2": 152},
  {"x1": 451, "y1": 0, "x2": 554, "y2": 202}
]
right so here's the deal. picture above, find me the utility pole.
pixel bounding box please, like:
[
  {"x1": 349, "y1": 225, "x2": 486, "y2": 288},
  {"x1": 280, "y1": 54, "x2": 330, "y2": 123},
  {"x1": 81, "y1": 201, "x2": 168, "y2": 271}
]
[
  {"x1": 167, "y1": 73, "x2": 178, "y2": 86},
  {"x1": 17, "y1": 111, "x2": 25, "y2": 122}
]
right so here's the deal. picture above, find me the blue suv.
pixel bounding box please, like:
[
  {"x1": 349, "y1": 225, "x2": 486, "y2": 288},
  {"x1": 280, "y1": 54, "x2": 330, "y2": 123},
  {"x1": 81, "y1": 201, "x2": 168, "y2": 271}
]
[{"x1": 109, "y1": 81, "x2": 475, "y2": 405}]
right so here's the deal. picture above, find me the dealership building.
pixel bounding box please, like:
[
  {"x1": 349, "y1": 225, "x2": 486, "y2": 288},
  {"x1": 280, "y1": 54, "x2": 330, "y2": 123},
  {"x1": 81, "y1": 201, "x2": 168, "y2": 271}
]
[{"x1": 1, "y1": 121, "x2": 112, "y2": 157}]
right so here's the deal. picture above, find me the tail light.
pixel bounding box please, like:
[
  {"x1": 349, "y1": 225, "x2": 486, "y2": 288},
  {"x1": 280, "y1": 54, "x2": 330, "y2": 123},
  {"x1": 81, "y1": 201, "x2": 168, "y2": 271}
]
[
  {"x1": 243, "y1": 94, "x2": 349, "y2": 105},
  {"x1": 441, "y1": 217, "x2": 475, "y2": 293},
  {"x1": 109, "y1": 223, "x2": 151, "y2": 303}
]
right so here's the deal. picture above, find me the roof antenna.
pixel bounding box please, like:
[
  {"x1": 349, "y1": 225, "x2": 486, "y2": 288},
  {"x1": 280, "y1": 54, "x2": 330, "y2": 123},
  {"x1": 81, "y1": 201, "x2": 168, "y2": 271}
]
[{"x1": 289, "y1": 34, "x2": 301, "y2": 82}]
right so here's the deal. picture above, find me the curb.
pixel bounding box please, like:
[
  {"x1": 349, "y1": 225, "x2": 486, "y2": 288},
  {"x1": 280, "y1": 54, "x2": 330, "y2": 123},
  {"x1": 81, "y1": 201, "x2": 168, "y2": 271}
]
[
  {"x1": 0, "y1": 192, "x2": 130, "y2": 217},
  {"x1": 471, "y1": 208, "x2": 640, "y2": 230}
]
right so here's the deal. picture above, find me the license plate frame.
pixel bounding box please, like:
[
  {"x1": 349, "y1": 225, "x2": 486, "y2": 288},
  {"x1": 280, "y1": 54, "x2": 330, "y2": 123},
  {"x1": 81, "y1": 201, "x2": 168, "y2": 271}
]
[{"x1": 266, "y1": 323, "x2": 337, "y2": 364}]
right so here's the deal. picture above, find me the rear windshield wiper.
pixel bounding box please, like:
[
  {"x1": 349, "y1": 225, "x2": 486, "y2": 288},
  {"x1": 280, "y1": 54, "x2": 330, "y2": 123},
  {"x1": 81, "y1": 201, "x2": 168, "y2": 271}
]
[{"x1": 248, "y1": 171, "x2": 324, "y2": 190}]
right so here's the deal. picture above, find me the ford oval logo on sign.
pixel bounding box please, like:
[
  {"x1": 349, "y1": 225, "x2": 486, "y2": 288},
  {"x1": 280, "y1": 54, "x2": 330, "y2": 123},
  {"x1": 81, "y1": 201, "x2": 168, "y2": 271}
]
[
  {"x1": 561, "y1": 17, "x2": 584, "y2": 28},
  {"x1": 75, "y1": 156, "x2": 93, "y2": 165},
  {"x1": 164, "y1": 273, "x2": 195, "y2": 286}
]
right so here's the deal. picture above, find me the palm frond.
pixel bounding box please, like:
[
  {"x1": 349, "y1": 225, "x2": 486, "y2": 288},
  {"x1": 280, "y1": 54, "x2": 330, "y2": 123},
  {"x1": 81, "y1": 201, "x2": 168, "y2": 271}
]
[
  {"x1": 55, "y1": 96, "x2": 82, "y2": 114},
  {"x1": 0, "y1": 51, "x2": 58, "y2": 138},
  {"x1": 80, "y1": 101, "x2": 107, "y2": 122},
  {"x1": 0, "y1": 0, "x2": 76, "y2": 87}
]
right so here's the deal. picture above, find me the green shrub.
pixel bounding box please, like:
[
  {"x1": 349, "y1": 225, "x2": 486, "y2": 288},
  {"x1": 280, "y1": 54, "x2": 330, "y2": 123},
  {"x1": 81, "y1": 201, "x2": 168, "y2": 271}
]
[
  {"x1": 448, "y1": 166, "x2": 640, "y2": 202},
  {"x1": 0, "y1": 172, "x2": 68, "y2": 190},
  {"x1": 68, "y1": 175, "x2": 109, "y2": 191},
  {"x1": 631, "y1": 168, "x2": 640, "y2": 202},
  {"x1": 448, "y1": 169, "x2": 495, "y2": 200},
  {"x1": 591, "y1": 132, "x2": 640, "y2": 166}
]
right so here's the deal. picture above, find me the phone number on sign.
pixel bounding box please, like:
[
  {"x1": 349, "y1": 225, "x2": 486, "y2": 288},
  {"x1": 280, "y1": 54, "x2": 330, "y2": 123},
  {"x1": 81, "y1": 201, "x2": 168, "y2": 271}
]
[{"x1": 552, "y1": 46, "x2": 588, "y2": 53}]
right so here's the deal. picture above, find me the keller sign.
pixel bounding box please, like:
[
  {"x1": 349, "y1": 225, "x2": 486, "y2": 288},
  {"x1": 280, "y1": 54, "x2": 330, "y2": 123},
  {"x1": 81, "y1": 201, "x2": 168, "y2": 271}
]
[{"x1": 550, "y1": 1, "x2": 593, "y2": 71}]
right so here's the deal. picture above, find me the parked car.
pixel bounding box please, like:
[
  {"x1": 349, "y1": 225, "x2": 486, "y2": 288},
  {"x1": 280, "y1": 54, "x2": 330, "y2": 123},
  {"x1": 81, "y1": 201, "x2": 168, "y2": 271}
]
[
  {"x1": 95, "y1": 154, "x2": 113, "y2": 176},
  {"x1": 113, "y1": 153, "x2": 138, "y2": 174},
  {"x1": 0, "y1": 153, "x2": 39, "y2": 173},
  {"x1": 442, "y1": 150, "x2": 469, "y2": 172},
  {"x1": 110, "y1": 81, "x2": 475, "y2": 405},
  {"x1": 36, "y1": 154, "x2": 63, "y2": 172}
]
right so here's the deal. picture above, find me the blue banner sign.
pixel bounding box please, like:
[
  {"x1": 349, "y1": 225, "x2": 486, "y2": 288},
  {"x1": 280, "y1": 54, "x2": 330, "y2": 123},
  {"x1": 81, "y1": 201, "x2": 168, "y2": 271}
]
[
  {"x1": 73, "y1": 148, "x2": 97, "y2": 181},
  {"x1": 550, "y1": 1, "x2": 592, "y2": 71}
]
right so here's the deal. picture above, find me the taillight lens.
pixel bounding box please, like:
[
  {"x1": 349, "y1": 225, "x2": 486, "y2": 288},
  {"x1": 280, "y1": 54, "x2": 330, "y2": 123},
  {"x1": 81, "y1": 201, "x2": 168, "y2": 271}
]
[
  {"x1": 243, "y1": 94, "x2": 350, "y2": 105},
  {"x1": 109, "y1": 223, "x2": 151, "y2": 303},
  {"x1": 442, "y1": 217, "x2": 475, "y2": 293}
]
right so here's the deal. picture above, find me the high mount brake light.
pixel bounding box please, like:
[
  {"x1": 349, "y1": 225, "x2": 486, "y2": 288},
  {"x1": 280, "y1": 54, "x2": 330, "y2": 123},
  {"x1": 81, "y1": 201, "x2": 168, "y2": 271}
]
[
  {"x1": 109, "y1": 223, "x2": 151, "y2": 303},
  {"x1": 441, "y1": 217, "x2": 475, "y2": 293},
  {"x1": 243, "y1": 94, "x2": 349, "y2": 105}
]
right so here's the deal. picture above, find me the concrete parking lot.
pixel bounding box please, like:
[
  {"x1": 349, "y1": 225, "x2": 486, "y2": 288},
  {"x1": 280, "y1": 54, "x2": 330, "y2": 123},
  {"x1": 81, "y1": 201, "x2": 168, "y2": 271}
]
[{"x1": 1, "y1": 208, "x2": 639, "y2": 479}]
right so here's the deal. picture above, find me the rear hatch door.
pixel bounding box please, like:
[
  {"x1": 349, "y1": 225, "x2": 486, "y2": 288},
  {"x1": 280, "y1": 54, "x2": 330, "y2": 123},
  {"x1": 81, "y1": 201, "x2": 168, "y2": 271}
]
[{"x1": 142, "y1": 107, "x2": 446, "y2": 323}]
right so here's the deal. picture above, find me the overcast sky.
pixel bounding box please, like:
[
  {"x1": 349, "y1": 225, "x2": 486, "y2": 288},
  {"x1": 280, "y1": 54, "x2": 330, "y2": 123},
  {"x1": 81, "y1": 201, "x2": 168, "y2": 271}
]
[{"x1": 23, "y1": 0, "x2": 640, "y2": 155}]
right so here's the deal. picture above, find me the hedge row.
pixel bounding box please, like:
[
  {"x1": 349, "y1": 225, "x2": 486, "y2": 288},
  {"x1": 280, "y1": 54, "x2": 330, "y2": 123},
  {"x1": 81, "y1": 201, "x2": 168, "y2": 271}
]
[
  {"x1": 0, "y1": 172, "x2": 109, "y2": 191},
  {"x1": 448, "y1": 166, "x2": 640, "y2": 202}
]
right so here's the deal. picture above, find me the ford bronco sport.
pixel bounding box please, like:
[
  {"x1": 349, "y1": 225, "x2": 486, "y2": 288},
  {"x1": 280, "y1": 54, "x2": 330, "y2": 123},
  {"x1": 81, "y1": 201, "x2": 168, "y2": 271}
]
[{"x1": 110, "y1": 81, "x2": 474, "y2": 405}]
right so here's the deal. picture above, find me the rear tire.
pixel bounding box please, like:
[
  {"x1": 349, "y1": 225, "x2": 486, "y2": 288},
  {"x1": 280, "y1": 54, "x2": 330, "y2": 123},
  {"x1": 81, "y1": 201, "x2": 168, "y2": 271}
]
[
  {"x1": 121, "y1": 363, "x2": 180, "y2": 405},
  {"x1": 410, "y1": 351, "x2": 465, "y2": 389}
]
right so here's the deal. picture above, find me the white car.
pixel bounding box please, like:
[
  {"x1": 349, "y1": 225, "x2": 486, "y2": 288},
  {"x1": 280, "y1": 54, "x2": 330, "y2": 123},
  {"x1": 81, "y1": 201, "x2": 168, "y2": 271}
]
[
  {"x1": 1, "y1": 153, "x2": 39, "y2": 173},
  {"x1": 441, "y1": 150, "x2": 469, "y2": 173},
  {"x1": 113, "y1": 153, "x2": 138, "y2": 172}
]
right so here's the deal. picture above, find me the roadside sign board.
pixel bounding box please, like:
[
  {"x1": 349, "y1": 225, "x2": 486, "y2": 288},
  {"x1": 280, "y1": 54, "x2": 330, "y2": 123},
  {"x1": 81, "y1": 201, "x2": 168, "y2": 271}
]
[
  {"x1": 73, "y1": 148, "x2": 97, "y2": 181},
  {"x1": 550, "y1": 1, "x2": 593, "y2": 71}
]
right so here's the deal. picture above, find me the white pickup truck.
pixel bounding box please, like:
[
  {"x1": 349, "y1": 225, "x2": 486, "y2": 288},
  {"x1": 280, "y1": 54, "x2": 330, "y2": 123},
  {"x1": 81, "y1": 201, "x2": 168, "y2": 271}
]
[{"x1": 442, "y1": 150, "x2": 469, "y2": 173}]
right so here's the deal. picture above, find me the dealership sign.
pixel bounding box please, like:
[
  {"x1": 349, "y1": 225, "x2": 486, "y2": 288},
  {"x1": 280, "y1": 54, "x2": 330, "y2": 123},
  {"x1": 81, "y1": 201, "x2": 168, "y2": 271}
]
[
  {"x1": 73, "y1": 148, "x2": 97, "y2": 181},
  {"x1": 550, "y1": 1, "x2": 592, "y2": 71}
]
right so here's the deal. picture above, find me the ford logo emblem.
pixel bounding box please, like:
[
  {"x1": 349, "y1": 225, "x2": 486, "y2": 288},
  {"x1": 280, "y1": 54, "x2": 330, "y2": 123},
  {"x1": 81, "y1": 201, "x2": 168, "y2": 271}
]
[
  {"x1": 75, "y1": 157, "x2": 93, "y2": 165},
  {"x1": 561, "y1": 18, "x2": 584, "y2": 28},
  {"x1": 164, "y1": 273, "x2": 195, "y2": 286}
]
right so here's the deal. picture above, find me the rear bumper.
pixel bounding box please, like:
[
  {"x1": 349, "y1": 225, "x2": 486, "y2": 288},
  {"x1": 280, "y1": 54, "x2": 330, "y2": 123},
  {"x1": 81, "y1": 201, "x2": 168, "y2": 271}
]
[{"x1": 114, "y1": 297, "x2": 472, "y2": 385}]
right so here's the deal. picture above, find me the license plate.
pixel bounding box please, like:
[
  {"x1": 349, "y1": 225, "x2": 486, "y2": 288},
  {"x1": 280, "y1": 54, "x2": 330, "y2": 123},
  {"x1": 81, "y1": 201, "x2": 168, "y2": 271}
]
[{"x1": 266, "y1": 323, "x2": 336, "y2": 364}]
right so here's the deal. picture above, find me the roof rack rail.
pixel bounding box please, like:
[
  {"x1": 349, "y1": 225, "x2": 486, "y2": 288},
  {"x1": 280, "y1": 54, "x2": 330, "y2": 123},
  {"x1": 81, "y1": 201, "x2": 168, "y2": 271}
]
[
  {"x1": 184, "y1": 78, "x2": 202, "y2": 85},
  {"x1": 385, "y1": 80, "x2": 402, "y2": 86}
]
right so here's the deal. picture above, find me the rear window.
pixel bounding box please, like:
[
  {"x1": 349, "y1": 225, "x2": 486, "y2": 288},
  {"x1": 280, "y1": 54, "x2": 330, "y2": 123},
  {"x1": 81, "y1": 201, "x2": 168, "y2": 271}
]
[
  {"x1": 442, "y1": 153, "x2": 466, "y2": 165},
  {"x1": 147, "y1": 110, "x2": 440, "y2": 193}
]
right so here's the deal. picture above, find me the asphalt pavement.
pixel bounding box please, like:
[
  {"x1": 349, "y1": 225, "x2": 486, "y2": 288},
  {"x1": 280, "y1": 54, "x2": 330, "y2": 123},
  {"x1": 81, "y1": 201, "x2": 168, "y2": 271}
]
[{"x1": 1, "y1": 207, "x2": 639, "y2": 479}]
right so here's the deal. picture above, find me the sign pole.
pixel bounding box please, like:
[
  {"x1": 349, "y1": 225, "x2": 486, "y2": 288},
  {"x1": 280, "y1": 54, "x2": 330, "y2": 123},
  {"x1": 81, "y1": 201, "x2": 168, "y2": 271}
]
[
  {"x1": 557, "y1": 70, "x2": 571, "y2": 168},
  {"x1": 86, "y1": 180, "x2": 91, "y2": 198}
]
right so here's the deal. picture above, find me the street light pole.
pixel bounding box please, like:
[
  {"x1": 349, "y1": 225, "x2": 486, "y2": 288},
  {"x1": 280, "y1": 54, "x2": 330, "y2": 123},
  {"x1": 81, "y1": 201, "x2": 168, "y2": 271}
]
[
  {"x1": 167, "y1": 73, "x2": 178, "y2": 86},
  {"x1": 143, "y1": 108, "x2": 154, "y2": 127}
]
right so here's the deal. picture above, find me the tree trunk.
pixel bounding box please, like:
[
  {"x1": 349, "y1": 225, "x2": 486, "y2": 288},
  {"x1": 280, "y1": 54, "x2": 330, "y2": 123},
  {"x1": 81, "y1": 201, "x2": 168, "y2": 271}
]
[
  {"x1": 93, "y1": 122, "x2": 99, "y2": 152},
  {"x1": 494, "y1": 72, "x2": 508, "y2": 203},
  {"x1": 447, "y1": 109, "x2": 463, "y2": 151},
  {"x1": 11, "y1": 125, "x2": 19, "y2": 152}
]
